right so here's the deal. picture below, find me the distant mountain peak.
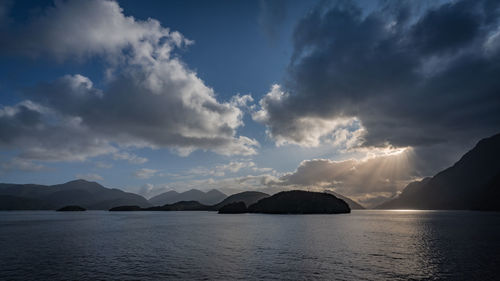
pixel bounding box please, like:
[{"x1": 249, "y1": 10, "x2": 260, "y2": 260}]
[
  {"x1": 67, "y1": 179, "x2": 91, "y2": 183},
  {"x1": 65, "y1": 179, "x2": 100, "y2": 186},
  {"x1": 164, "y1": 190, "x2": 179, "y2": 194},
  {"x1": 206, "y1": 189, "x2": 226, "y2": 195}
]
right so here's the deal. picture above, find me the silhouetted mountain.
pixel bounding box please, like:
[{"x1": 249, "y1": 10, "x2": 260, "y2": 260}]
[
  {"x1": 110, "y1": 201, "x2": 211, "y2": 211},
  {"x1": 377, "y1": 133, "x2": 500, "y2": 210},
  {"x1": 323, "y1": 190, "x2": 365, "y2": 209},
  {"x1": 149, "y1": 189, "x2": 226, "y2": 206},
  {"x1": 212, "y1": 191, "x2": 269, "y2": 210},
  {"x1": 0, "y1": 179, "x2": 151, "y2": 210},
  {"x1": 204, "y1": 189, "x2": 227, "y2": 204},
  {"x1": 148, "y1": 190, "x2": 179, "y2": 206},
  {"x1": 247, "y1": 190, "x2": 351, "y2": 214},
  {"x1": 218, "y1": 202, "x2": 247, "y2": 214},
  {"x1": 56, "y1": 205, "x2": 86, "y2": 211}
]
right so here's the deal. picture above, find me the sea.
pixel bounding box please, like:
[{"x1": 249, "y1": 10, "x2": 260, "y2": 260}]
[{"x1": 1, "y1": 210, "x2": 500, "y2": 280}]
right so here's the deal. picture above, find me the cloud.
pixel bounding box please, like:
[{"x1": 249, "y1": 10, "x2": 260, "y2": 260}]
[
  {"x1": 187, "y1": 161, "x2": 260, "y2": 177},
  {"x1": 253, "y1": 84, "x2": 366, "y2": 147},
  {"x1": 0, "y1": 101, "x2": 117, "y2": 162},
  {"x1": 164, "y1": 173, "x2": 283, "y2": 195},
  {"x1": 214, "y1": 161, "x2": 256, "y2": 174},
  {"x1": 75, "y1": 173, "x2": 103, "y2": 181},
  {"x1": 95, "y1": 162, "x2": 113, "y2": 169},
  {"x1": 254, "y1": 0, "x2": 500, "y2": 152},
  {"x1": 133, "y1": 168, "x2": 158, "y2": 179},
  {"x1": 0, "y1": 0, "x2": 191, "y2": 60},
  {"x1": 1, "y1": 157, "x2": 45, "y2": 172},
  {"x1": 0, "y1": 0, "x2": 258, "y2": 162},
  {"x1": 272, "y1": 150, "x2": 419, "y2": 206},
  {"x1": 112, "y1": 152, "x2": 148, "y2": 165}
]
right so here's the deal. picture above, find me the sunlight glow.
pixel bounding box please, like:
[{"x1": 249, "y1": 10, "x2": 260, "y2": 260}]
[
  {"x1": 385, "y1": 209, "x2": 427, "y2": 212},
  {"x1": 362, "y1": 146, "x2": 412, "y2": 159}
]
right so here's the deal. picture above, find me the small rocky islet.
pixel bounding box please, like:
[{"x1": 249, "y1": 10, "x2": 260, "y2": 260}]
[{"x1": 56, "y1": 205, "x2": 86, "y2": 211}]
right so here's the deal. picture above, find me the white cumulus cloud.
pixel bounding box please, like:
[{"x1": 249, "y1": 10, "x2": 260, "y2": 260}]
[{"x1": 0, "y1": 0, "x2": 258, "y2": 163}]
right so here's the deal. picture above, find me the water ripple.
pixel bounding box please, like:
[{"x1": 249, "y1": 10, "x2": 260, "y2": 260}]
[{"x1": 1, "y1": 210, "x2": 500, "y2": 280}]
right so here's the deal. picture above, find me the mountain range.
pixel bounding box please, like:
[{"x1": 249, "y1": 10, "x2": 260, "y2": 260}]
[
  {"x1": 377, "y1": 133, "x2": 500, "y2": 210},
  {"x1": 0, "y1": 180, "x2": 151, "y2": 210},
  {"x1": 149, "y1": 189, "x2": 227, "y2": 206},
  {"x1": 0, "y1": 181, "x2": 365, "y2": 211}
]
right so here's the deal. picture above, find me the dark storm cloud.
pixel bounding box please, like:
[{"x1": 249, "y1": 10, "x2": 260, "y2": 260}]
[
  {"x1": 255, "y1": 0, "x2": 500, "y2": 149},
  {"x1": 411, "y1": 0, "x2": 480, "y2": 55}
]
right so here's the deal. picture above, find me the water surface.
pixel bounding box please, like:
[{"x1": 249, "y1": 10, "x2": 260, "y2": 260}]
[{"x1": 1, "y1": 210, "x2": 499, "y2": 280}]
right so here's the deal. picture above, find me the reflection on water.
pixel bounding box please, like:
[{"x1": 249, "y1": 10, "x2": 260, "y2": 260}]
[{"x1": 1, "y1": 210, "x2": 499, "y2": 280}]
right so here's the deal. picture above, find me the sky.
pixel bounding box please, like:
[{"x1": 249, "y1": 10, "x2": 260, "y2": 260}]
[{"x1": 0, "y1": 0, "x2": 499, "y2": 207}]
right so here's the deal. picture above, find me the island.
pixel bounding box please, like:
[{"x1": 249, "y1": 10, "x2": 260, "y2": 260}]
[
  {"x1": 247, "y1": 190, "x2": 350, "y2": 214},
  {"x1": 109, "y1": 201, "x2": 211, "y2": 211},
  {"x1": 146, "y1": 201, "x2": 211, "y2": 211},
  {"x1": 109, "y1": 205, "x2": 142, "y2": 211},
  {"x1": 212, "y1": 191, "x2": 269, "y2": 211},
  {"x1": 56, "y1": 205, "x2": 86, "y2": 211}
]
